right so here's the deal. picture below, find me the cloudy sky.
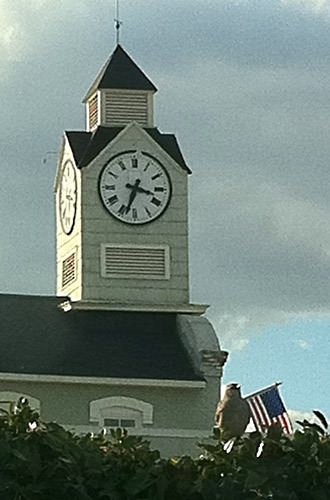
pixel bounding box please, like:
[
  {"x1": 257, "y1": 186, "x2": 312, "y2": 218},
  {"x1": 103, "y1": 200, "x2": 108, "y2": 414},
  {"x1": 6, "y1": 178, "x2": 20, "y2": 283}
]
[{"x1": 1, "y1": 0, "x2": 330, "y2": 421}]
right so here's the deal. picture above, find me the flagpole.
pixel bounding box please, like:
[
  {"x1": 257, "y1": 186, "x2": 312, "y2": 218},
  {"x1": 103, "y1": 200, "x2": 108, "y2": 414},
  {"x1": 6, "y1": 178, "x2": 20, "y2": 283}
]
[{"x1": 244, "y1": 382, "x2": 282, "y2": 400}]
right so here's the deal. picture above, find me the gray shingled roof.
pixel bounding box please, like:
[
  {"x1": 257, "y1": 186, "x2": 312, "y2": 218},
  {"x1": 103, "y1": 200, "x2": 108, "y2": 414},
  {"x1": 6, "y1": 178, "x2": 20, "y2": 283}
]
[
  {"x1": 0, "y1": 294, "x2": 201, "y2": 381},
  {"x1": 84, "y1": 44, "x2": 157, "y2": 102},
  {"x1": 65, "y1": 126, "x2": 191, "y2": 172}
]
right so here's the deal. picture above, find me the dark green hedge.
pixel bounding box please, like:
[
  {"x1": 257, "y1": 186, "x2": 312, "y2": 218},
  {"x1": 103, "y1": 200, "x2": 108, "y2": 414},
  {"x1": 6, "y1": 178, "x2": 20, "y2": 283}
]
[{"x1": 0, "y1": 398, "x2": 329, "y2": 499}]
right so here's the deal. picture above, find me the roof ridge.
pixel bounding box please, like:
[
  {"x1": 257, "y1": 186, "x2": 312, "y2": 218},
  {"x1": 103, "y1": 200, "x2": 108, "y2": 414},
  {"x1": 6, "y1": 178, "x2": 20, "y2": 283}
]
[
  {"x1": 66, "y1": 126, "x2": 190, "y2": 172},
  {"x1": 83, "y1": 45, "x2": 157, "y2": 102}
]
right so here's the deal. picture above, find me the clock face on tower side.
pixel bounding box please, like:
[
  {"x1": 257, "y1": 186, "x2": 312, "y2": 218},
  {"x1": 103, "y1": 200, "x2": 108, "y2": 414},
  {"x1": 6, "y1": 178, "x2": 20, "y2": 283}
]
[
  {"x1": 99, "y1": 151, "x2": 172, "y2": 224},
  {"x1": 59, "y1": 159, "x2": 77, "y2": 235}
]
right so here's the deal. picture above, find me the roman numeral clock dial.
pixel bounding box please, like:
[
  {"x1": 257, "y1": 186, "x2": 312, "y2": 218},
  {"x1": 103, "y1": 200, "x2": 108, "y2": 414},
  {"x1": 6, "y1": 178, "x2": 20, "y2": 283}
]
[
  {"x1": 59, "y1": 159, "x2": 77, "y2": 235},
  {"x1": 99, "y1": 151, "x2": 171, "y2": 224}
]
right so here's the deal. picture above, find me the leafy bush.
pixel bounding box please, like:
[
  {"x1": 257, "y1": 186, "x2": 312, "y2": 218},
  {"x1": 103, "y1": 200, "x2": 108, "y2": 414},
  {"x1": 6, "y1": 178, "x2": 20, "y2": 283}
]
[{"x1": 0, "y1": 398, "x2": 328, "y2": 499}]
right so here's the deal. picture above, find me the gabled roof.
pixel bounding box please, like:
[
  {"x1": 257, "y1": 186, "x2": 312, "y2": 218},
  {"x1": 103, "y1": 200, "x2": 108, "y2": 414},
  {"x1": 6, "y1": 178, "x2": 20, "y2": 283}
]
[
  {"x1": 0, "y1": 294, "x2": 202, "y2": 381},
  {"x1": 84, "y1": 45, "x2": 157, "y2": 102},
  {"x1": 65, "y1": 131, "x2": 92, "y2": 166},
  {"x1": 65, "y1": 126, "x2": 191, "y2": 173}
]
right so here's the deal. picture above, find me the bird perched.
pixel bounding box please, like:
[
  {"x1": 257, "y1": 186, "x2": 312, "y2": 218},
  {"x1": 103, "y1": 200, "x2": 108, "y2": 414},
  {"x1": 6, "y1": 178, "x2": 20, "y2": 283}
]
[{"x1": 216, "y1": 383, "x2": 250, "y2": 439}]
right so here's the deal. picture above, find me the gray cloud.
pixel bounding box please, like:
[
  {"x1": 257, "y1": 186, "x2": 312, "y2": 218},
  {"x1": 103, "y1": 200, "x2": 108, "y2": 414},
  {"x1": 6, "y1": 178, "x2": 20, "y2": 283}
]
[
  {"x1": 2, "y1": 0, "x2": 330, "y2": 350},
  {"x1": 120, "y1": 0, "x2": 330, "y2": 70}
]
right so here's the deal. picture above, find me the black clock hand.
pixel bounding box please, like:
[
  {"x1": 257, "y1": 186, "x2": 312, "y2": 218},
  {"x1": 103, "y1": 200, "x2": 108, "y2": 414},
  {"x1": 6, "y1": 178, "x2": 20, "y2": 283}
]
[
  {"x1": 126, "y1": 183, "x2": 153, "y2": 196},
  {"x1": 136, "y1": 186, "x2": 153, "y2": 195},
  {"x1": 125, "y1": 179, "x2": 141, "y2": 213}
]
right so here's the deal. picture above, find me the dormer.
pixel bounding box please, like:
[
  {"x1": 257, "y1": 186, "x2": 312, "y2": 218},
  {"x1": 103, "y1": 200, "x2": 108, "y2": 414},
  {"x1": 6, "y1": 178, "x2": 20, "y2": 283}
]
[{"x1": 83, "y1": 45, "x2": 157, "y2": 131}]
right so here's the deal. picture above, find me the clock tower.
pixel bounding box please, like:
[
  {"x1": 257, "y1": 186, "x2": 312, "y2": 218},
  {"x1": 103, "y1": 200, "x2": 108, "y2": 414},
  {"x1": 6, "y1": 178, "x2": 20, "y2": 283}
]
[
  {"x1": 55, "y1": 45, "x2": 205, "y2": 314},
  {"x1": 0, "y1": 42, "x2": 227, "y2": 458}
]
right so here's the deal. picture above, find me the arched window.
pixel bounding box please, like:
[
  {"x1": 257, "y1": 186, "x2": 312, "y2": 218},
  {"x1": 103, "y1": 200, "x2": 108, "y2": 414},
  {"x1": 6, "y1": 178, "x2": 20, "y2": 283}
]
[
  {"x1": 0, "y1": 392, "x2": 40, "y2": 414},
  {"x1": 89, "y1": 396, "x2": 153, "y2": 429}
]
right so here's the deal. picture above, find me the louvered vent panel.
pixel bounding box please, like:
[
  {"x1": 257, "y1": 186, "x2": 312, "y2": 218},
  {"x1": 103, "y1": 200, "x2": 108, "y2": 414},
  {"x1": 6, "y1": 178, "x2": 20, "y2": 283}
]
[
  {"x1": 104, "y1": 91, "x2": 148, "y2": 126},
  {"x1": 89, "y1": 94, "x2": 98, "y2": 130},
  {"x1": 62, "y1": 252, "x2": 76, "y2": 288},
  {"x1": 101, "y1": 244, "x2": 170, "y2": 280}
]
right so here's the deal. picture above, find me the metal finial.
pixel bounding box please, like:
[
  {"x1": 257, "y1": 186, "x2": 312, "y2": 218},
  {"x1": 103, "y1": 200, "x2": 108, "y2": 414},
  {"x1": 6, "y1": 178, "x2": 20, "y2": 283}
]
[{"x1": 114, "y1": 0, "x2": 122, "y2": 45}]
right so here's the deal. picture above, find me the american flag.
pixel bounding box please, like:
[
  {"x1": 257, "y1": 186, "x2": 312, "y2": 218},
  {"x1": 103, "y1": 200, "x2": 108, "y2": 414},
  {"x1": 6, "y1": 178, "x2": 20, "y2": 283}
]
[{"x1": 245, "y1": 383, "x2": 293, "y2": 435}]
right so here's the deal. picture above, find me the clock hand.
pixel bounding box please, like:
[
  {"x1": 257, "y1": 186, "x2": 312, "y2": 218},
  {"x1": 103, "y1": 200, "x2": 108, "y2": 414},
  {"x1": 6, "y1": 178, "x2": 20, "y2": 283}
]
[
  {"x1": 125, "y1": 179, "x2": 141, "y2": 213},
  {"x1": 136, "y1": 186, "x2": 153, "y2": 195},
  {"x1": 126, "y1": 183, "x2": 153, "y2": 196}
]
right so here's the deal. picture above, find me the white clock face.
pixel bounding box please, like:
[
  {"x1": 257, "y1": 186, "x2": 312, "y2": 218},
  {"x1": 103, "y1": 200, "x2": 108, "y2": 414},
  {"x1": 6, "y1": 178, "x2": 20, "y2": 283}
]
[
  {"x1": 59, "y1": 160, "x2": 77, "y2": 235},
  {"x1": 99, "y1": 151, "x2": 171, "y2": 224}
]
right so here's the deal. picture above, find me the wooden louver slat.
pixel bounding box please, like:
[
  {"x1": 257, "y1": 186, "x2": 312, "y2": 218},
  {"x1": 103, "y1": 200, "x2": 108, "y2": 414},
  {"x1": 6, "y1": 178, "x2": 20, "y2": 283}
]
[
  {"x1": 101, "y1": 245, "x2": 169, "y2": 280},
  {"x1": 62, "y1": 252, "x2": 76, "y2": 288},
  {"x1": 88, "y1": 94, "x2": 98, "y2": 130},
  {"x1": 104, "y1": 91, "x2": 148, "y2": 126}
]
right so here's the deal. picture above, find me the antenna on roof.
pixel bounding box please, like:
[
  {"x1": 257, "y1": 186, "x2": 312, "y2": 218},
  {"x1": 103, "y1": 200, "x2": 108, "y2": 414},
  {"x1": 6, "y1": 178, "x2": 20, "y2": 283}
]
[
  {"x1": 42, "y1": 151, "x2": 57, "y2": 165},
  {"x1": 114, "y1": 0, "x2": 122, "y2": 45}
]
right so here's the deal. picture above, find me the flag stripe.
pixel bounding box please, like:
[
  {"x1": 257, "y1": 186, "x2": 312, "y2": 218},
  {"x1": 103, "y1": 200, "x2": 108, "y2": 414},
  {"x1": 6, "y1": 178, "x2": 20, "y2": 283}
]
[
  {"x1": 279, "y1": 413, "x2": 292, "y2": 434},
  {"x1": 281, "y1": 415, "x2": 290, "y2": 434},
  {"x1": 255, "y1": 396, "x2": 272, "y2": 427},
  {"x1": 248, "y1": 397, "x2": 271, "y2": 431},
  {"x1": 250, "y1": 399, "x2": 266, "y2": 431},
  {"x1": 247, "y1": 400, "x2": 261, "y2": 431}
]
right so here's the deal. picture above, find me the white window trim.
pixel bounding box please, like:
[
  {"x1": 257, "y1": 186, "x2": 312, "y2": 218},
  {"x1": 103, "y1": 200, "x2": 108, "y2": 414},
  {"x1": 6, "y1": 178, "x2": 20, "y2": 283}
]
[
  {"x1": 86, "y1": 91, "x2": 100, "y2": 131},
  {"x1": 86, "y1": 96, "x2": 91, "y2": 131},
  {"x1": 89, "y1": 396, "x2": 153, "y2": 425},
  {"x1": 97, "y1": 90, "x2": 101, "y2": 128}
]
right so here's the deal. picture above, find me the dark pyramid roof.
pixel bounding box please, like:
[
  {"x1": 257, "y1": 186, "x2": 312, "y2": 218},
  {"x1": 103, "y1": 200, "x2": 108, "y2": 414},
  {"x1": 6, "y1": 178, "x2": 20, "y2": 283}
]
[
  {"x1": 84, "y1": 45, "x2": 157, "y2": 102},
  {"x1": 0, "y1": 294, "x2": 201, "y2": 381},
  {"x1": 66, "y1": 126, "x2": 191, "y2": 172}
]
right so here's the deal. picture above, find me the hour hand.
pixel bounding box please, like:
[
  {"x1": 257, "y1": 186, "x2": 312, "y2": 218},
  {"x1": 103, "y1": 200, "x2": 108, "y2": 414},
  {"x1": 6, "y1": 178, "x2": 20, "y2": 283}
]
[
  {"x1": 125, "y1": 179, "x2": 140, "y2": 213},
  {"x1": 125, "y1": 190, "x2": 136, "y2": 214}
]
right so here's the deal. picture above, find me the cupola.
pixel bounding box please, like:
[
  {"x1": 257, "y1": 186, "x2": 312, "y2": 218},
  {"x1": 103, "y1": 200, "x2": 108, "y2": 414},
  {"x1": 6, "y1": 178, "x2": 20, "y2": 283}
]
[{"x1": 83, "y1": 45, "x2": 157, "y2": 131}]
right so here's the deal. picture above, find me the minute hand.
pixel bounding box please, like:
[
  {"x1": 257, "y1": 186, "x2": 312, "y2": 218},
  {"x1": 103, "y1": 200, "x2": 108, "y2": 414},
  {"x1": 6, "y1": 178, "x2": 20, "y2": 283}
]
[{"x1": 136, "y1": 186, "x2": 153, "y2": 195}]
